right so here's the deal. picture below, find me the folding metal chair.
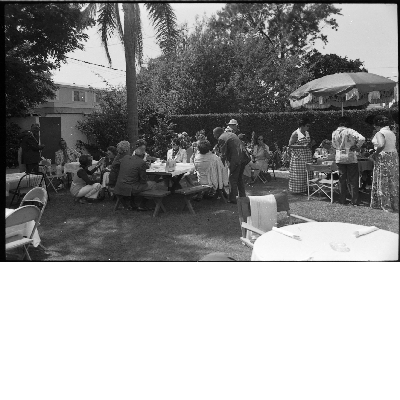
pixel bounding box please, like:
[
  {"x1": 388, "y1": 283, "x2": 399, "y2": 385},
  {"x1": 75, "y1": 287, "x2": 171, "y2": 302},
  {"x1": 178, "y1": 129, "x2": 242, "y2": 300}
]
[
  {"x1": 6, "y1": 205, "x2": 41, "y2": 260},
  {"x1": 237, "y1": 192, "x2": 315, "y2": 248},
  {"x1": 306, "y1": 163, "x2": 339, "y2": 204},
  {"x1": 40, "y1": 160, "x2": 65, "y2": 193},
  {"x1": 20, "y1": 187, "x2": 48, "y2": 251},
  {"x1": 9, "y1": 172, "x2": 47, "y2": 207}
]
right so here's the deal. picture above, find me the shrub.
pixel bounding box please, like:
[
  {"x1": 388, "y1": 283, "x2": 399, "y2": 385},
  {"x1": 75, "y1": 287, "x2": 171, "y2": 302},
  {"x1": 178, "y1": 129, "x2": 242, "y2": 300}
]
[
  {"x1": 170, "y1": 109, "x2": 393, "y2": 149},
  {"x1": 141, "y1": 116, "x2": 177, "y2": 159},
  {"x1": 6, "y1": 122, "x2": 21, "y2": 168}
]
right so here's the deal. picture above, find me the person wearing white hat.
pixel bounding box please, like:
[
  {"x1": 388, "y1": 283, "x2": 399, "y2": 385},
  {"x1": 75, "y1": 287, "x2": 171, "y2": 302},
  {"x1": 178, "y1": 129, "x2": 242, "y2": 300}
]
[
  {"x1": 213, "y1": 126, "x2": 250, "y2": 203},
  {"x1": 226, "y1": 119, "x2": 238, "y2": 134}
]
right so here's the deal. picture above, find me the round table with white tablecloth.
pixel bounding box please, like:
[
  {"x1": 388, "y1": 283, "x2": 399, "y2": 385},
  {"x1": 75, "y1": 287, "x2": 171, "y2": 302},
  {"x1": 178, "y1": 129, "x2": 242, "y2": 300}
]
[
  {"x1": 5, "y1": 208, "x2": 41, "y2": 247},
  {"x1": 251, "y1": 222, "x2": 399, "y2": 261}
]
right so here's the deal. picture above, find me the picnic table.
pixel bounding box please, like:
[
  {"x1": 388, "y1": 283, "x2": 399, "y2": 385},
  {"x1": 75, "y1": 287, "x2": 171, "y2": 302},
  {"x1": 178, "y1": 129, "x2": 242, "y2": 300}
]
[
  {"x1": 146, "y1": 162, "x2": 195, "y2": 177},
  {"x1": 5, "y1": 208, "x2": 41, "y2": 247},
  {"x1": 251, "y1": 222, "x2": 398, "y2": 261}
]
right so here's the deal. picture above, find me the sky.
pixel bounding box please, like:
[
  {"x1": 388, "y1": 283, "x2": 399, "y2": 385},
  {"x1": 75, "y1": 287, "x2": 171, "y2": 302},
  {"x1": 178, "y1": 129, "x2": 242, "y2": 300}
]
[{"x1": 51, "y1": 3, "x2": 398, "y2": 89}]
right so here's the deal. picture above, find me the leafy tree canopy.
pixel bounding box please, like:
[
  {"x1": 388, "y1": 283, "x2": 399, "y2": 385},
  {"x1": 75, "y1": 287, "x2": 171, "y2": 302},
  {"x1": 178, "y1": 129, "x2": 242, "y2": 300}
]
[
  {"x1": 302, "y1": 50, "x2": 368, "y2": 81},
  {"x1": 209, "y1": 3, "x2": 342, "y2": 58},
  {"x1": 137, "y1": 17, "x2": 311, "y2": 114},
  {"x1": 5, "y1": 3, "x2": 93, "y2": 116}
]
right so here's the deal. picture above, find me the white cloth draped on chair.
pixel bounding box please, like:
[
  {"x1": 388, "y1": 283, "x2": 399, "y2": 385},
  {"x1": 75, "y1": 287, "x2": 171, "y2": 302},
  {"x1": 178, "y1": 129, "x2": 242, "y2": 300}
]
[{"x1": 247, "y1": 195, "x2": 277, "y2": 239}]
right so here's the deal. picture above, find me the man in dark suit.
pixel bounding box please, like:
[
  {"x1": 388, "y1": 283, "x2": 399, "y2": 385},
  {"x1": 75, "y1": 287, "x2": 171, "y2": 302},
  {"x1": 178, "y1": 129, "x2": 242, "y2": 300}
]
[
  {"x1": 20, "y1": 124, "x2": 45, "y2": 173},
  {"x1": 114, "y1": 139, "x2": 157, "y2": 211},
  {"x1": 213, "y1": 126, "x2": 250, "y2": 204}
]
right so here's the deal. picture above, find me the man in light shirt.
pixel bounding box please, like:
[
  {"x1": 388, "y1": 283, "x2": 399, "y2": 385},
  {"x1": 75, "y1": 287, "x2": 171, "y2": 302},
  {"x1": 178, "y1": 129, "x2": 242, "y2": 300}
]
[{"x1": 331, "y1": 116, "x2": 365, "y2": 206}]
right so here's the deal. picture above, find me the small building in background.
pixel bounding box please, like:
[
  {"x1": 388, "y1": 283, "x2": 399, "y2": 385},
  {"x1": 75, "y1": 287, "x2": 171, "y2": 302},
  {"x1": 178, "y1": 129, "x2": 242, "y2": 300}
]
[{"x1": 7, "y1": 83, "x2": 100, "y2": 163}]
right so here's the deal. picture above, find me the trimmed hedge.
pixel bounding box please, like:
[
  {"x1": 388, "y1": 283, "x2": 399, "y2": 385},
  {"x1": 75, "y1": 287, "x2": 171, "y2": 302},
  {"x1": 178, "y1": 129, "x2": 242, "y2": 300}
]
[{"x1": 170, "y1": 109, "x2": 394, "y2": 148}]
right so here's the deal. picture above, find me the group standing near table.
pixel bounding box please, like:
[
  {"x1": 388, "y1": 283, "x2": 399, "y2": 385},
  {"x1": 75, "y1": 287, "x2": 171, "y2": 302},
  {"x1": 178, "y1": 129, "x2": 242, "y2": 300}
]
[{"x1": 286, "y1": 114, "x2": 398, "y2": 213}]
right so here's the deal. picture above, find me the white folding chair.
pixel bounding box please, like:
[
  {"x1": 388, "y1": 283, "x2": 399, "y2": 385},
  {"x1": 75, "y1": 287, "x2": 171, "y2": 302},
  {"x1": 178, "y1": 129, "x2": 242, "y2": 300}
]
[
  {"x1": 20, "y1": 187, "x2": 48, "y2": 251},
  {"x1": 306, "y1": 163, "x2": 339, "y2": 203},
  {"x1": 6, "y1": 205, "x2": 41, "y2": 260},
  {"x1": 237, "y1": 193, "x2": 315, "y2": 248}
]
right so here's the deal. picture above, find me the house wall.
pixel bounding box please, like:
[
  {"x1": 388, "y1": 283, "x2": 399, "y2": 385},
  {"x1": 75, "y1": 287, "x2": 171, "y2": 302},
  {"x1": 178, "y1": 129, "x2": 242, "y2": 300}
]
[
  {"x1": 8, "y1": 83, "x2": 99, "y2": 155},
  {"x1": 39, "y1": 84, "x2": 98, "y2": 111},
  {"x1": 42, "y1": 114, "x2": 88, "y2": 150},
  {"x1": 7, "y1": 114, "x2": 88, "y2": 151}
]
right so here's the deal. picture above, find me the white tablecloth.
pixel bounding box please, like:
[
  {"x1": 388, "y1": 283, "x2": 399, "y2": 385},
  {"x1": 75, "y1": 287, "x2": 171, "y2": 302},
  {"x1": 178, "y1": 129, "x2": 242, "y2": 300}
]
[
  {"x1": 5, "y1": 208, "x2": 41, "y2": 247},
  {"x1": 251, "y1": 222, "x2": 399, "y2": 261},
  {"x1": 6, "y1": 173, "x2": 27, "y2": 196},
  {"x1": 64, "y1": 160, "x2": 98, "y2": 174},
  {"x1": 147, "y1": 162, "x2": 195, "y2": 177}
]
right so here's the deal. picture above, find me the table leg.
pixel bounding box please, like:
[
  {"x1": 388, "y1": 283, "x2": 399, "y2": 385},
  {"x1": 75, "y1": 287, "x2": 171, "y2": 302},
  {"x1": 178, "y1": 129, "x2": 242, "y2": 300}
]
[
  {"x1": 160, "y1": 202, "x2": 166, "y2": 213},
  {"x1": 184, "y1": 197, "x2": 196, "y2": 215},
  {"x1": 153, "y1": 199, "x2": 165, "y2": 217}
]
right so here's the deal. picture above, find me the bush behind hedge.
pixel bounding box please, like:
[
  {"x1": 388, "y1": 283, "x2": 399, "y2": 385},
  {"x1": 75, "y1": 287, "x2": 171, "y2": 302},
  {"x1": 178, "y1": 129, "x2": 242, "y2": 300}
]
[{"x1": 171, "y1": 109, "x2": 393, "y2": 148}]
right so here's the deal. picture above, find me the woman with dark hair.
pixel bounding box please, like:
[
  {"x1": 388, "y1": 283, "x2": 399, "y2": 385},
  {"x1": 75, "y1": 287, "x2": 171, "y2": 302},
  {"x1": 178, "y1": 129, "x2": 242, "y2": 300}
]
[
  {"x1": 192, "y1": 139, "x2": 228, "y2": 201},
  {"x1": 243, "y1": 134, "x2": 270, "y2": 183},
  {"x1": 104, "y1": 146, "x2": 118, "y2": 167},
  {"x1": 165, "y1": 139, "x2": 188, "y2": 192},
  {"x1": 99, "y1": 146, "x2": 118, "y2": 193},
  {"x1": 288, "y1": 117, "x2": 313, "y2": 193},
  {"x1": 167, "y1": 139, "x2": 187, "y2": 163},
  {"x1": 370, "y1": 115, "x2": 399, "y2": 212},
  {"x1": 70, "y1": 154, "x2": 104, "y2": 203}
]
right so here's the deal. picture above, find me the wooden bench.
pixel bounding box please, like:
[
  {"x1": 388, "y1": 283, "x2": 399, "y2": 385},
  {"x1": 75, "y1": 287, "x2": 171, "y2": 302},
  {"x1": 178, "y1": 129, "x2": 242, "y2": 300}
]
[
  {"x1": 175, "y1": 185, "x2": 212, "y2": 215},
  {"x1": 114, "y1": 189, "x2": 170, "y2": 217}
]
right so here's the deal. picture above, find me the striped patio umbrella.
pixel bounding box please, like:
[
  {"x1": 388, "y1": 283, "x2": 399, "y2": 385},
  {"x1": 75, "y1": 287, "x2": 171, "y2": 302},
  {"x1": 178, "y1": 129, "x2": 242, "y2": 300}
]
[{"x1": 289, "y1": 72, "x2": 397, "y2": 115}]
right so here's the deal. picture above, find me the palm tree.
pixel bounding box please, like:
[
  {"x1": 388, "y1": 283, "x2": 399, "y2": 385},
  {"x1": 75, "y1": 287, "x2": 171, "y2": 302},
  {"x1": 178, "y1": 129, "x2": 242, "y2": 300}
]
[{"x1": 83, "y1": 3, "x2": 178, "y2": 148}]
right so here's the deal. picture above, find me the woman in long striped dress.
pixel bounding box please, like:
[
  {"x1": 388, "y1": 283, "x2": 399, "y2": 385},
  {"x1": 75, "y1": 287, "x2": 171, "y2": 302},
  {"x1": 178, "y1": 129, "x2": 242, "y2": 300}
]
[
  {"x1": 288, "y1": 117, "x2": 313, "y2": 193},
  {"x1": 370, "y1": 115, "x2": 399, "y2": 212}
]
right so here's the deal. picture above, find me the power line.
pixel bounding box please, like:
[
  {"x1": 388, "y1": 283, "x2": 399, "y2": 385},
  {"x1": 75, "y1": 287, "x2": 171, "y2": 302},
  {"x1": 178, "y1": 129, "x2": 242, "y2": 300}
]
[{"x1": 66, "y1": 56, "x2": 126, "y2": 72}]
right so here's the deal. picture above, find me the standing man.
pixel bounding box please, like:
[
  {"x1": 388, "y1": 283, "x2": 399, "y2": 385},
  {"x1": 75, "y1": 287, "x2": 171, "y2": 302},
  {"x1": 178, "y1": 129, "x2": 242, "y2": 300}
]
[
  {"x1": 226, "y1": 119, "x2": 239, "y2": 135},
  {"x1": 114, "y1": 139, "x2": 157, "y2": 211},
  {"x1": 21, "y1": 123, "x2": 45, "y2": 173},
  {"x1": 332, "y1": 116, "x2": 365, "y2": 206},
  {"x1": 213, "y1": 126, "x2": 250, "y2": 204}
]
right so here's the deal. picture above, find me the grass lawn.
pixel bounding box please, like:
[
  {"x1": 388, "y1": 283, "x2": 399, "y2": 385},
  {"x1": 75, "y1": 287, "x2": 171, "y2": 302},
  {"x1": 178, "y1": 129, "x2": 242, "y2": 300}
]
[{"x1": 6, "y1": 170, "x2": 398, "y2": 261}]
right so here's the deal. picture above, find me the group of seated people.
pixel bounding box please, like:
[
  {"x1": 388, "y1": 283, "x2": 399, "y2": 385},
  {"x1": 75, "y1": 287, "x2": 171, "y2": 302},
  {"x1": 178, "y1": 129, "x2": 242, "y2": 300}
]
[
  {"x1": 69, "y1": 135, "x2": 229, "y2": 210},
  {"x1": 68, "y1": 126, "x2": 297, "y2": 208}
]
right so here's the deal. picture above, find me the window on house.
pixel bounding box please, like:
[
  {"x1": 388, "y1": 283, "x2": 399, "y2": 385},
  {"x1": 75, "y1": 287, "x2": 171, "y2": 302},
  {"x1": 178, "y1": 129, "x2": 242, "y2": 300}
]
[{"x1": 73, "y1": 90, "x2": 86, "y2": 102}]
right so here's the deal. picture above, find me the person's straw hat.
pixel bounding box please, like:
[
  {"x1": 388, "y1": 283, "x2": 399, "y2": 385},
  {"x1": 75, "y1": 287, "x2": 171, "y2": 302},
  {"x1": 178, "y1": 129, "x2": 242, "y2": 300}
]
[{"x1": 227, "y1": 119, "x2": 238, "y2": 125}]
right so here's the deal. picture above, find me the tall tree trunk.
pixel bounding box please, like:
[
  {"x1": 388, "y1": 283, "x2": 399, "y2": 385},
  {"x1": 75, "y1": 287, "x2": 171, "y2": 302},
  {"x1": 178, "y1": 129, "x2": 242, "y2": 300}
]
[{"x1": 123, "y1": 4, "x2": 138, "y2": 151}]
